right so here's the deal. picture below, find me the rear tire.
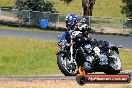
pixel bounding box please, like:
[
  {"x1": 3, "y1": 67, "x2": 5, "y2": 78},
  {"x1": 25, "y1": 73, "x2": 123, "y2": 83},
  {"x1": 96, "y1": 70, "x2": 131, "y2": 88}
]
[{"x1": 104, "y1": 51, "x2": 122, "y2": 74}]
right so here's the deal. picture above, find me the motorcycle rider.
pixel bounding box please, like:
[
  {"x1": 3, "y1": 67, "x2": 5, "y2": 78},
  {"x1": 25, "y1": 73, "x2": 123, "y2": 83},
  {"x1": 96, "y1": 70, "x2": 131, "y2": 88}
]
[
  {"x1": 65, "y1": 14, "x2": 92, "y2": 72},
  {"x1": 64, "y1": 14, "x2": 78, "y2": 44}
]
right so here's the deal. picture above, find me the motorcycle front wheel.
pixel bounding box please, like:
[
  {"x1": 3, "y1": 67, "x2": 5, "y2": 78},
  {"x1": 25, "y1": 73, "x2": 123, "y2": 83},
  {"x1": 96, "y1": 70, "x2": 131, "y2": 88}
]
[{"x1": 57, "y1": 53, "x2": 78, "y2": 76}]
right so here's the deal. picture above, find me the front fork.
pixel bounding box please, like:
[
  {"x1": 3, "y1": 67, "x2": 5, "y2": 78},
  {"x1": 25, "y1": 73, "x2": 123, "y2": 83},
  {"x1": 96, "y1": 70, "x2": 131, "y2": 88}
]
[
  {"x1": 70, "y1": 37, "x2": 87, "y2": 75},
  {"x1": 70, "y1": 40, "x2": 74, "y2": 63},
  {"x1": 70, "y1": 40, "x2": 86, "y2": 75}
]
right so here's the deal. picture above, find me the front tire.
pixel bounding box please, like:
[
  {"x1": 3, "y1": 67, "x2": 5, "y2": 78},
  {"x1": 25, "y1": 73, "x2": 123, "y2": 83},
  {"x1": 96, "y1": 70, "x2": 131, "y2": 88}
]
[{"x1": 57, "y1": 53, "x2": 77, "y2": 76}]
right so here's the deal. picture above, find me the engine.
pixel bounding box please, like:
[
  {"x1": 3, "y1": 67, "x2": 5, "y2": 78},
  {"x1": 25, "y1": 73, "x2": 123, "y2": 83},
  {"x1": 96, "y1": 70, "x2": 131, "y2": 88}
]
[
  {"x1": 84, "y1": 44, "x2": 109, "y2": 66},
  {"x1": 85, "y1": 44, "x2": 92, "y2": 53},
  {"x1": 99, "y1": 53, "x2": 108, "y2": 65}
]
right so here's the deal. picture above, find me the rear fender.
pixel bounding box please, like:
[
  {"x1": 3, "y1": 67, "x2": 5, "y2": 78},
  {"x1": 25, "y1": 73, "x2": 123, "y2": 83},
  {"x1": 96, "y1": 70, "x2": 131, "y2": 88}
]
[{"x1": 111, "y1": 46, "x2": 119, "y2": 54}]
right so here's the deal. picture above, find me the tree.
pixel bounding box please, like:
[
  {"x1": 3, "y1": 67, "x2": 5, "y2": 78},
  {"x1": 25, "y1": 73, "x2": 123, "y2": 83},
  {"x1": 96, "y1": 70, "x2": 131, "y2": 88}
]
[
  {"x1": 14, "y1": 0, "x2": 58, "y2": 26},
  {"x1": 121, "y1": 0, "x2": 132, "y2": 18},
  {"x1": 61, "y1": 0, "x2": 95, "y2": 16},
  {"x1": 15, "y1": 0, "x2": 57, "y2": 13}
]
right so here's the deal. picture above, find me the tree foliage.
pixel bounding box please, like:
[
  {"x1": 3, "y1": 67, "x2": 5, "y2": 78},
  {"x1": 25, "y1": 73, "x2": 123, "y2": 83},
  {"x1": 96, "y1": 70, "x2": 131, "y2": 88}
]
[
  {"x1": 121, "y1": 0, "x2": 132, "y2": 18},
  {"x1": 15, "y1": 0, "x2": 57, "y2": 13},
  {"x1": 14, "y1": 0, "x2": 58, "y2": 26}
]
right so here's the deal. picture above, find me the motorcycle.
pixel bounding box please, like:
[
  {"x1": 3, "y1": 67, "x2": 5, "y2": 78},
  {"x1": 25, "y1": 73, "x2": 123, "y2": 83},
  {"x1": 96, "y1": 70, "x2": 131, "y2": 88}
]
[{"x1": 56, "y1": 23, "x2": 122, "y2": 76}]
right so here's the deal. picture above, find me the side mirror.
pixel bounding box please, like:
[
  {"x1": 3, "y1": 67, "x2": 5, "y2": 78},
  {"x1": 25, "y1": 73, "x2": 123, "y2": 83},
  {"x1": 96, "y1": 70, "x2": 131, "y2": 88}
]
[{"x1": 118, "y1": 45, "x2": 122, "y2": 48}]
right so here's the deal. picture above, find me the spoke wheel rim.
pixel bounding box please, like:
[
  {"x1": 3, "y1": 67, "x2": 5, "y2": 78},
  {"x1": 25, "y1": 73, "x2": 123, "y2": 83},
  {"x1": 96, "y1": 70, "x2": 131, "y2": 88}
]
[
  {"x1": 60, "y1": 54, "x2": 77, "y2": 74},
  {"x1": 110, "y1": 52, "x2": 121, "y2": 70}
]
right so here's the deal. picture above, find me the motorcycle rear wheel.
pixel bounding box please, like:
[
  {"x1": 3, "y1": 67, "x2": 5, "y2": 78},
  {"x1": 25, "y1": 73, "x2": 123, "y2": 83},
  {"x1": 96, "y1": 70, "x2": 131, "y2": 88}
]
[{"x1": 104, "y1": 51, "x2": 122, "y2": 74}]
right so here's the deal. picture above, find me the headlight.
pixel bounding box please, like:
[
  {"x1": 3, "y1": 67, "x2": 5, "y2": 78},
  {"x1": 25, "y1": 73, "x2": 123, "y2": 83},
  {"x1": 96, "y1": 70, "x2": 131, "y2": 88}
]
[{"x1": 58, "y1": 41, "x2": 66, "y2": 47}]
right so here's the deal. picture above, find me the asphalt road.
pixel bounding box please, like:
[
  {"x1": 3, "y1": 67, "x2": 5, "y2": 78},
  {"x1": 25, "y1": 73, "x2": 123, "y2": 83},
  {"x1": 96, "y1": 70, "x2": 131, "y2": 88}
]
[
  {"x1": 0, "y1": 30, "x2": 132, "y2": 49},
  {"x1": 0, "y1": 71, "x2": 131, "y2": 81}
]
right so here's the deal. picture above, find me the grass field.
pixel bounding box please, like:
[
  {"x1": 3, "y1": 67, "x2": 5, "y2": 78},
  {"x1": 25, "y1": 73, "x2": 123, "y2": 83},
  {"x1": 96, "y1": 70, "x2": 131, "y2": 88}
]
[
  {"x1": 0, "y1": 0, "x2": 125, "y2": 18},
  {"x1": 0, "y1": 37, "x2": 131, "y2": 77},
  {"x1": 0, "y1": 37, "x2": 60, "y2": 77},
  {"x1": 0, "y1": 0, "x2": 15, "y2": 7},
  {"x1": 119, "y1": 49, "x2": 132, "y2": 70}
]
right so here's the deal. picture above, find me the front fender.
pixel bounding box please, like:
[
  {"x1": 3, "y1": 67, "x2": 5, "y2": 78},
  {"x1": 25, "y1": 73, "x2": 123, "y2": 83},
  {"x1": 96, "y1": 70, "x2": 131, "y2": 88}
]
[{"x1": 56, "y1": 51, "x2": 67, "y2": 55}]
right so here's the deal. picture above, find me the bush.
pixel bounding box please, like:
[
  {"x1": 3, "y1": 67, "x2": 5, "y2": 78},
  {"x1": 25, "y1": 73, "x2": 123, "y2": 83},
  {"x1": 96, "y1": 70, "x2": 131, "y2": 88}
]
[
  {"x1": 121, "y1": 0, "x2": 132, "y2": 18},
  {"x1": 15, "y1": 0, "x2": 57, "y2": 13},
  {"x1": 14, "y1": 0, "x2": 58, "y2": 26}
]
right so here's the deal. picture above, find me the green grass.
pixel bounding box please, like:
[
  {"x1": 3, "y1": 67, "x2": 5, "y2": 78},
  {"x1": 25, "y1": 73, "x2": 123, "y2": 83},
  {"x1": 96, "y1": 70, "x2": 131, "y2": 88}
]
[
  {"x1": 0, "y1": 0, "x2": 125, "y2": 18},
  {"x1": 119, "y1": 49, "x2": 132, "y2": 70},
  {"x1": 0, "y1": 37, "x2": 61, "y2": 77},
  {"x1": 0, "y1": 37, "x2": 131, "y2": 77},
  {"x1": 0, "y1": 0, "x2": 15, "y2": 7}
]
